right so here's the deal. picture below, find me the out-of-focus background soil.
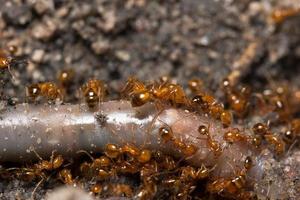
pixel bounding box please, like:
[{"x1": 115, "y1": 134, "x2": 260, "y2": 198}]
[{"x1": 0, "y1": 0, "x2": 299, "y2": 199}]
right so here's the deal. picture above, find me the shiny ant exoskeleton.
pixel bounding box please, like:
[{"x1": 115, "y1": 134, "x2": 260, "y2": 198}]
[
  {"x1": 26, "y1": 82, "x2": 63, "y2": 103},
  {"x1": 81, "y1": 79, "x2": 106, "y2": 109},
  {"x1": 198, "y1": 125, "x2": 222, "y2": 156}
]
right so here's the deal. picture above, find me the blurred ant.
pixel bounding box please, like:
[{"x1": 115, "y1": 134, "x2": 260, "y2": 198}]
[
  {"x1": 81, "y1": 79, "x2": 106, "y2": 109},
  {"x1": 223, "y1": 128, "x2": 249, "y2": 144},
  {"x1": 135, "y1": 177, "x2": 157, "y2": 200},
  {"x1": 221, "y1": 78, "x2": 251, "y2": 118},
  {"x1": 180, "y1": 164, "x2": 212, "y2": 181},
  {"x1": 270, "y1": 7, "x2": 300, "y2": 24},
  {"x1": 109, "y1": 183, "x2": 134, "y2": 197},
  {"x1": 0, "y1": 46, "x2": 25, "y2": 79},
  {"x1": 150, "y1": 81, "x2": 189, "y2": 107},
  {"x1": 77, "y1": 150, "x2": 113, "y2": 179},
  {"x1": 90, "y1": 183, "x2": 102, "y2": 195},
  {"x1": 57, "y1": 68, "x2": 75, "y2": 87},
  {"x1": 188, "y1": 78, "x2": 204, "y2": 94},
  {"x1": 252, "y1": 123, "x2": 285, "y2": 154},
  {"x1": 58, "y1": 168, "x2": 73, "y2": 184},
  {"x1": 26, "y1": 82, "x2": 63, "y2": 102}
]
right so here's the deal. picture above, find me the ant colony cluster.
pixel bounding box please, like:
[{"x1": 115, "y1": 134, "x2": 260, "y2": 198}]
[{"x1": 0, "y1": 45, "x2": 299, "y2": 200}]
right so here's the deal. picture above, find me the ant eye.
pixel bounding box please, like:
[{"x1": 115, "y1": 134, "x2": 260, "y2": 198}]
[
  {"x1": 252, "y1": 123, "x2": 268, "y2": 135},
  {"x1": 198, "y1": 125, "x2": 208, "y2": 135},
  {"x1": 244, "y1": 156, "x2": 253, "y2": 170},
  {"x1": 283, "y1": 130, "x2": 295, "y2": 143}
]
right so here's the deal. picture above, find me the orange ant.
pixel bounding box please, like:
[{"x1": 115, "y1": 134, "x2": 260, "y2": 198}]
[
  {"x1": 264, "y1": 134, "x2": 285, "y2": 155},
  {"x1": 121, "y1": 77, "x2": 151, "y2": 107},
  {"x1": 198, "y1": 125, "x2": 222, "y2": 156},
  {"x1": 26, "y1": 82, "x2": 63, "y2": 102},
  {"x1": 207, "y1": 156, "x2": 253, "y2": 198},
  {"x1": 188, "y1": 78, "x2": 204, "y2": 94},
  {"x1": 252, "y1": 123, "x2": 285, "y2": 154},
  {"x1": 81, "y1": 79, "x2": 106, "y2": 109},
  {"x1": 77, "y1": 150, "x2": 113, "y2": 179},
  {"x1": 283, "y1": 119, "x2": 300, "y2": 143},
  {"x1": 58, "y1": 168, "x2": 73, "y2": 184},
  {"x1": 271, "y1": 7, "x2": 300, "y2": 24},
  {"x1": 105, "y1": 143, "x2": 152, "y2": 164},
  {"x1": 90, "y1": 183, "x2": 102, "y2": 195},
  {"x1": 159, "y1": 125, "x2": 198, "y2": 157},
  {"x1": 138, "y1": 149, "x2": 152, "y2": 163},
  {"x1": 223, "y1": 128, "x2": 249, "y2": 144},
  {"x1": 57, "y1": 68, "x2": 75, "y2": 87},
  {"x1": 291, "y1": 118, "x2": 300, "y2": 134},
  {"x1": 105, "y1": 143, "x2": 121, "y2": 158},
  {"x1": 140, "y1": 161, "x2": 158, "y2": 179},
  {"x1": 221, "y1": 78, "x2": 250, "y2": 118},
  {"x1": 135, "y1": 177, "x2": 157, "y2": 200},
  {"x1": 109, "y1": 183, "x2": 134, "y2": 197},
  {"x1": 192, "y1": 92, "x2": 232, "y2": 127},
  {"x1": 0, "y1": 46, "x2": 20, "y2": 78},
  {"x1": 252, "y1": 122, "x2": 269, "y2": 136},
  {"x1": 153, "y1": 151, "x2": 176, "y2": 171},
  {"x1": 9, "y1": 151, "x2": 64, "y2": 199},
  {"x1": 220, "y1": 110, "x2": 232, "y2": 128},
  {"x1": 180, "y1": 165, "x2": 211, "y2": 181},
  {"x1": 34, "y1": 154, "x2": 64, "y2": 171},
  {"x1": 120, "y1": 144, "x2": 153, "y2": 163},
  {"x1": 150, "y1": 81, "x2": 189, "y2": 106},
  {"x1": 159, "y1": 126, "x2": 173, "y2": 143}
]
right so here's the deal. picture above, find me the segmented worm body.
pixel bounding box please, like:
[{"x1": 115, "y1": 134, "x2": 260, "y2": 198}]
[{"x1": 0, "y1": 100, "x2": 261, "y2": 180}]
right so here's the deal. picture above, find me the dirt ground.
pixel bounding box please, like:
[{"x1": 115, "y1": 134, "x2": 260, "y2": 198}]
[{"x1": 0, "y1": 0, "x2": 299, "y2": 199}]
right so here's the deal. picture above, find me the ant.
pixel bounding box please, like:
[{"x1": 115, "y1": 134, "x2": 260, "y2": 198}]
[
  {"x1": 172, "y1": 138, "x2": 198, "y2": 157},
  {"x1": 270, "y1": 7, "x2": 300, "y2": 24},
  {"x1": 58, "y1": 168, "x2": 73, "y2": 184},
  {"x1": 192, "y1": 93, "x2": 232, "y2": 127},
  {"x1": 105, "y1": 143, "x2": 121, "y2": 158},
  {"x1": 77, "y1": 150, "x2": 113, "y2": 179},
  {"x1": 0, "y1": 46, "x2": 21, "y2": 78},
  {"x1": 252, "y1": 123, "x2": 285, "y2": 154},
  {"x1": 57, "y1": 68, "x2": 75, "y2": 87},
  {"x1": 221, "y1": 78, "x2": 251, "y2": 118},
  {"x1": 180, "y1": 165, "x2": 211, "y2": 181},
  {"x1": 81, "y1": 79, "x2": 106, "y2": 109},
  {"x1": 122, "y1": 77, "x2": 151, "y2": 107},
  {"x1": 198, "y1": 125, "x2": 222, "y2": 156},
  {"x1": 34, "y1": 154, "x2": 64, "y2": 171},
  {"x1": 108, "y1": 183, "x2": 133, "y2": 197},
  {"x1": 159, "y1": 126, "x2": 173, "y2": 143},
  {"x1": 153, "y1": 151, "x2": 176, "y2": 171},
  {"x1": 26, "y1": 82, "x2": 63, "y2": 102},
  {"x1": 137, "y1": 149, "x2": 152, "y2": 163},
  {"x1": 159, "y1": 125, "x2": 198, "y2": 157},
  {"x1": 188, "y1": 78, "x2": 204, "y2": 94},
  {"x1": 90, "y1": 183, "x2": 102, "y2": 195},
  {"x1": 150, "y1": 81, "x2": 189, "y2": 106},
  {"x1": 283, "y1": 118, "x2": 300, "y2": 143},
  {"x1": 135, "y1": 177, "x2": 157, "y2": 200},
  {"x1": 207, "y1": 156, "x2": 253, "y2": 198},
  {"x1": 220, "y1": 110, "x2": 232, "y2": 128},
  {"x1": 223, "y1": 128, "x2": 249, "y2": 144}
]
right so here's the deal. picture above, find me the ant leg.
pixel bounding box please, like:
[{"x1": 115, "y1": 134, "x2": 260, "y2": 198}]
[
  {"x1": 31, "y1": 148, "x2": 43, "y2": 161},
  {"x1": 31, "y1": 177, "x2": 44, "y2": 200},
  {"x1": 76, "y1": 150, "x2": 94, "y2": 161}
]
